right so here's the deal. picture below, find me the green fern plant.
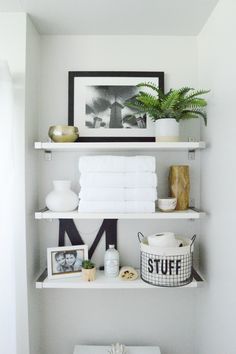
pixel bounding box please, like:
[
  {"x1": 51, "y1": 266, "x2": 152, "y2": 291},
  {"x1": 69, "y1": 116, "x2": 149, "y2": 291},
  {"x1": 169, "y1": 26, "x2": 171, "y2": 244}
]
[{"x1": 125, "y1": 83, "x2": 210, "y2": 125}]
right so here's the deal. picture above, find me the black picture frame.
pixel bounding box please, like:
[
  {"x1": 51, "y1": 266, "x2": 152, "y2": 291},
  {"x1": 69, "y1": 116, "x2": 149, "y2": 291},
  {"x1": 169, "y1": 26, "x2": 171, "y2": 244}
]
[{"x1": 68, "y1": 71, "x2": 164, "y2": 142}]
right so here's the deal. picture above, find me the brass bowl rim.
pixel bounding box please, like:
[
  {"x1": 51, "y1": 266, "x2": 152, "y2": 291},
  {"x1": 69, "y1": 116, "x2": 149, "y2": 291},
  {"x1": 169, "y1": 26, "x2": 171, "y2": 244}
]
[{"x1": 49, "y1": 125, "x2": 78, "y2": 129}]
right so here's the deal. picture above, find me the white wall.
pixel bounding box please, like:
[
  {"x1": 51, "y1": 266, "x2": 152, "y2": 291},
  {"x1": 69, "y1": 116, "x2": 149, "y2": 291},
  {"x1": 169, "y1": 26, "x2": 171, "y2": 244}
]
[
  {"x1": 38, "y1": 35, "x2": 201, "y2": 354},
  {"x1": 0, "y1": 12, "x2": 29, "y2": 354},
  {"x1": 25, "y1": 15, "x2": 41, "y2": 354},
  {"x1": 2, "y1": 8, "x2": 235, "y2": 354},
  {"x1": 39, "y1": 35, "x2": 199, "y2": 141},
  {"x1": 197, "y1": 1, "x2": 236, "y2": 353}
]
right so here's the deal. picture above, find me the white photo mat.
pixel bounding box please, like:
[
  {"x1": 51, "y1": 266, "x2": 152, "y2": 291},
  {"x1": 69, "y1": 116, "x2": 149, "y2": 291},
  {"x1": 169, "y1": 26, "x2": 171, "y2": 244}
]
[{"x1": 73, "y1": 76, "x2": 163, "y2": 138}]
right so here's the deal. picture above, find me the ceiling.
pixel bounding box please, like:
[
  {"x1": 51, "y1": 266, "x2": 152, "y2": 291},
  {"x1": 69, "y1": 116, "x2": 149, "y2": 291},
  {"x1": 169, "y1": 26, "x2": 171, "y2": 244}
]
[{"x1": 0, "y1": 0, "x2": 219, "y2": 35}]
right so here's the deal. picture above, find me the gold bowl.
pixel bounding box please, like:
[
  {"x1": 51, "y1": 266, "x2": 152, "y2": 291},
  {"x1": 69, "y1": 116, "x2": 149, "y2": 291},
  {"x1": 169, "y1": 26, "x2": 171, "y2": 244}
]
[{"x1": 48, "y1": 125, "x2": 79, "y2": 142}]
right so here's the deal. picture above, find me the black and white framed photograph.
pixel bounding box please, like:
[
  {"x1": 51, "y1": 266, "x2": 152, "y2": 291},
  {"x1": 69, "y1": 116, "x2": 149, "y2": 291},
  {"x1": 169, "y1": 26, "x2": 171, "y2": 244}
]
[
  {"x1": 68, "y1": 71, "x2": 164, "y2": 142},
  {"x1": 47, "y1": 245, "x2": 88, "y2": 279}
]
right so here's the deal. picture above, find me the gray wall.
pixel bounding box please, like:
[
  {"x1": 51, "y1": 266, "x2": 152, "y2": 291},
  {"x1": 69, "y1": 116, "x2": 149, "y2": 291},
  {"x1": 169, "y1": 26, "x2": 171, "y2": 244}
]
[
  {"x1": 196, "y1": 1, "x2": 236, "y2": 353},
  {"x1": 25, "y1": 16, "x2": 41, "y2": 354},
  {"x1": 0, "y1": 13, "x2": 29, "y2": 354}
]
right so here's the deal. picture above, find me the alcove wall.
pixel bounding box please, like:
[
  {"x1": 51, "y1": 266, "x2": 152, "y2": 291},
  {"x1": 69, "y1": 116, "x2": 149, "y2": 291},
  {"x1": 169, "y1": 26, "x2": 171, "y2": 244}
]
[
  {"x1": 37, "y1": 34, "x2": 201, "y2": 354},
  {"x1": 196, "y1": 0, "x2": 236, "y2": 353},
  {"x1": 3, "y1": 7, "x2": 232, "y2": 354}
]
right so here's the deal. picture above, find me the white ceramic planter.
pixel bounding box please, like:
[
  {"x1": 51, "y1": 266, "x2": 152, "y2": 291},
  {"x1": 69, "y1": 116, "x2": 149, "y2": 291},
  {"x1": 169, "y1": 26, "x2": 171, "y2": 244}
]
[
  {"x1": 46, "y1": 180, "x2": 78, "y2": 212},
  {"x1": 155, "y1": 118, "x2": 179, "y2": 142}
]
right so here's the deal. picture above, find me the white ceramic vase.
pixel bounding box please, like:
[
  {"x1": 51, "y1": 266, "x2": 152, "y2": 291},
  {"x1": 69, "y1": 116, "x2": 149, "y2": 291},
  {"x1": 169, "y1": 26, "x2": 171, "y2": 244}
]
[
  {"x1": 46, "y1": 180, "x2": 78, "y2": 212},
  {"x1": 155, "y1": 118, "x2": 179, "y2": 142}
]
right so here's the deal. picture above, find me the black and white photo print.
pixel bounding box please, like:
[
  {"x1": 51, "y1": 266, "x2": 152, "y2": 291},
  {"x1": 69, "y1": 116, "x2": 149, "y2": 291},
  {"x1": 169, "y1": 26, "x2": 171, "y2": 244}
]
[
  {"x1": 47, "y1": 245, "x2": 88, "y2": 279},
  {"x1": 85, "y1": 85, "x2": 147, "y2": 129},
  {"x1": 68, "y1": 71, "x2": 164, "y2": 141}
]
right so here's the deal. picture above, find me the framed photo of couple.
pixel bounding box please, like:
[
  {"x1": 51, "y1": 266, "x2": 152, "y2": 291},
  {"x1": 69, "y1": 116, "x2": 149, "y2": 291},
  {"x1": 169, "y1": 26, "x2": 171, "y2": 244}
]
[{"x1": 47, "y1": 245, "x2": 88, "y2": 279}]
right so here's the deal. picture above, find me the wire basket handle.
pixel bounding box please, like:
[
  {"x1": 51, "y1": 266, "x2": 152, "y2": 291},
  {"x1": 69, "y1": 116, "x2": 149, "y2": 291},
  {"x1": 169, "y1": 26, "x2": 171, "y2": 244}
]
[
  {"x1": 190, "y1": 234, "x2": 197, "y2": 252},
  {"x1": 137, "y1": 232, "x2": 145, "y2": 243}
]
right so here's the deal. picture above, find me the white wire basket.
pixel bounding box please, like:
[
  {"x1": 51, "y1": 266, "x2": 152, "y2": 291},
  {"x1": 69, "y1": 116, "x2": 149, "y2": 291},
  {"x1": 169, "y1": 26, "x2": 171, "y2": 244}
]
[{"x1": 138, "y1": 233, "x2": 196, "y2": 287}]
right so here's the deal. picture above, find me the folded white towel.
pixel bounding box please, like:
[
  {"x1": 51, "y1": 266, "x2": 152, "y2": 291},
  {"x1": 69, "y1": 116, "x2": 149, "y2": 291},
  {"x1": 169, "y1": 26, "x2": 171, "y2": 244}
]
[
  {"x1": 78, "y1": 201, "x2": 155, "y2": 213},
  {"x1": 79, "y1": 172, "x2": 157, "y2": 188},
  {"x1": 79, "y1": 188, "x2": 157, "y2": 201},
  {"x1": 78, "y1": 155, "x2": 156, "y2": 173}
]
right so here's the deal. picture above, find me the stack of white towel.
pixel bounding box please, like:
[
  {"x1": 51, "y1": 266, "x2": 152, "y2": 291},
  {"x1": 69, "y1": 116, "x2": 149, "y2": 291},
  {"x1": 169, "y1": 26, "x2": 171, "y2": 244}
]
[{"x1": 78, "y1": 156, "x2": 157, "y2": 213}]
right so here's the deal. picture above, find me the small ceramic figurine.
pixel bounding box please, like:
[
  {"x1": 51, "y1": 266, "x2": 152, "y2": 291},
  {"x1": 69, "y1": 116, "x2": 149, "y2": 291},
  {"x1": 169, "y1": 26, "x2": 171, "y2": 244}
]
[{"x1": 108, "y1": 343, "x2": 127, "y2": 354}]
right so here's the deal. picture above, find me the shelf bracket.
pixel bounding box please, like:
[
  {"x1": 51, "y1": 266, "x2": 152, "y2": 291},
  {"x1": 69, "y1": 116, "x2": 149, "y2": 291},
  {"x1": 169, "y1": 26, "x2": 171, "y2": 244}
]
[
  {"x1": 188, "y1": 149, "x2": 195, "y2": 160},
  {"x1": 187, "y1": 137, "x2": 196, "y2": 160},
  {"x1": 44, "y1": 150, "x2": 52, "y2": 161}
]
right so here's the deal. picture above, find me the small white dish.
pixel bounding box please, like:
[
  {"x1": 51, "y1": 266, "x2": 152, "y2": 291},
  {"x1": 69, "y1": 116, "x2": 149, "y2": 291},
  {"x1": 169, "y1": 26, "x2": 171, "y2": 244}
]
[{"x1": 158, "y1": 197, "x2": 177, "y2": 212}]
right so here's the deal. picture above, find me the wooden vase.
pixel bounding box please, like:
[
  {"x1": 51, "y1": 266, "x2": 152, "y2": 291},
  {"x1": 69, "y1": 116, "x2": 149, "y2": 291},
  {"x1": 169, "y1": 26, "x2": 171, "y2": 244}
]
[
  {"x1": 82, "y1": 267, "x2": 96, "y2": 282},
  {"x1": 169, "y1": 165, "x2": 190, "y2": 210}
]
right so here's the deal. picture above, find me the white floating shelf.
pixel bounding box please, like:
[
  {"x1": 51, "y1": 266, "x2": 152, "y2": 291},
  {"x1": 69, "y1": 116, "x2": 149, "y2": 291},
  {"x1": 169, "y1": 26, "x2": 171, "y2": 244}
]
[
  {"x1": 35, "y1": 141, "x2": 206, "y2": 151},
  {"x1": 35, "y1": 208, "x2": 205, "y2": 220},
  {"x1": 36, "y1": 269, "x2": 203, "y2": 289}
]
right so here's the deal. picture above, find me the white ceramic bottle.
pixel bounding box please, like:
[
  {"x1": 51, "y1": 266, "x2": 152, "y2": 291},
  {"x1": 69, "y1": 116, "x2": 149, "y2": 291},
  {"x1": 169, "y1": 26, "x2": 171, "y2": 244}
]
[
  {"x1": 46, "y1": 180, "x2": 78, "y2": 212},
  {"x1": 104, "y1": 245, "x2": 120, "y2": 277}
]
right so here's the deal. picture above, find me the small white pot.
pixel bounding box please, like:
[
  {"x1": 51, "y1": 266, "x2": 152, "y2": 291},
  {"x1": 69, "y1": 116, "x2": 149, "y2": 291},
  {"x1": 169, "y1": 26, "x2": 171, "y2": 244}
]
[
  {"x1": 157, "y1": 197, "x2": 177, "y2": 212},
  {"x1": 82, "y1": 267, "x2": 96, "y2": 282},
  {"x1": 155, "y1": 118, "x2": 179, "y2": 142}
]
